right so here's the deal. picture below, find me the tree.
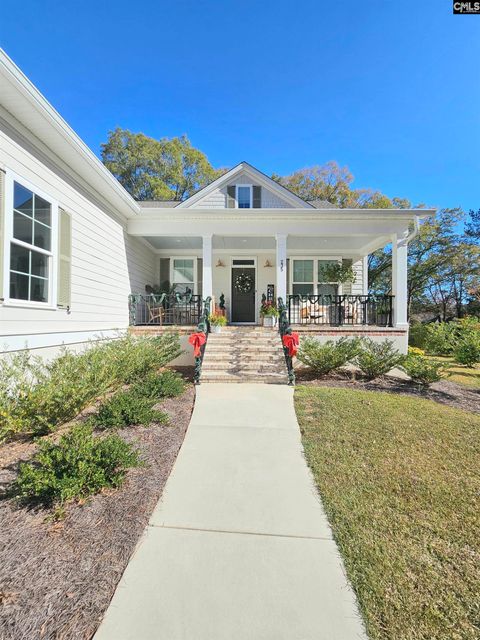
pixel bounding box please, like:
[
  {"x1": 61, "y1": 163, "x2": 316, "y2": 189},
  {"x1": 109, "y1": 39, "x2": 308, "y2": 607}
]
[
  {"x1": 465, "y1": 208, "x2": 480, "y2": 241},
  {"x1": 272, "y1": 162, "x2": 354, "y2": 206},
  {"x1": 101, "y1": 129, "x2": 224, "y2": 201}
]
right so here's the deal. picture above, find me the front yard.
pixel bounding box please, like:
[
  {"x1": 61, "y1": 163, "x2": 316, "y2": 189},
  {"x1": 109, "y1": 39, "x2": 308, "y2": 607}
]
[{"x1": 295, "y1": 386, "x2": 480, "y2": 640}]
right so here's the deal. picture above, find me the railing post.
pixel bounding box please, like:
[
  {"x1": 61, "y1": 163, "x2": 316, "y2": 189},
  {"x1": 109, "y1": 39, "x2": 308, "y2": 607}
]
[{"x1": 277, "y1": 296, "x2": 295, "y2": 385}]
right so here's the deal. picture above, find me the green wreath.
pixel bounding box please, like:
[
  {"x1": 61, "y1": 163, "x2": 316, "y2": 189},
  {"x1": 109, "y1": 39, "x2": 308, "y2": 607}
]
[{"x1": 234, "y1": 272, "x2": 254, "y2": 293}]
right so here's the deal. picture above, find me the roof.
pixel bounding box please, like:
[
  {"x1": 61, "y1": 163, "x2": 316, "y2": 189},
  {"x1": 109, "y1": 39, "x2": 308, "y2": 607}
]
[{"x1": 307, "y1": 199, "x2": 338, "y2": 209}]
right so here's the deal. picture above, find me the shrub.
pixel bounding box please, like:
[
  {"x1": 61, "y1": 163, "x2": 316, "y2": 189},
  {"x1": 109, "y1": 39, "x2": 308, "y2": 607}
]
[
  {"x1": 402, "y1": 355, "x2": 445, "y2": 385},
  {"x1": 13, "y1": 424, "x2": 141, "y2": 507},
  {"x1": 132, "y1": 370, "x2": 185, "y2": 401},
  {"x1": 408, "y1": 322, "x2": 429, "y2": 350},
  {"x1": 0, "y1": 334, "x2": 181, "y2": 442},
  {"x1": 354, "y1": 339, "x2": 405, "y2": 380},
  {"x1": 424, "y1": 323, "x2": 457, "y2": 356},
  {"x1": 297, "y1": 337, "x2": 360, "y2": 376},
  {"x1": 90, "y1": 390, "x2": 167, "y2": 429},
  {"x1": 408, "y1": 346, "x2": 425, "y2": 356},
  {"x1": 454, "y1": 335, "x2": 480, "y2": 367},
  {"x1": 208, "y1": 313, "x2": 227, "y2": 326}
]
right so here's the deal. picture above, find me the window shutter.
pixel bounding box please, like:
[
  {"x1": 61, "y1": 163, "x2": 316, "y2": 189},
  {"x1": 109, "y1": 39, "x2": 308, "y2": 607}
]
[
  {"x1": 253, "y1": 185, "x2": 262, "y2": 208},
  {"x1": 159, "y1": 257, "x2": 170, "y2": 291},
  {"x1": 227, "y1": 185, "x2": 236, "y2": 208},
  {"x1": 57, "y1": 208, "x2": 72, "y2": 309},
  {"x1": 0, "y1": 169, "x2": 5, "y2": 300},
  {"x1": 197, "y1": 258, "x2": 203, "y2": 297},
  {"x1": 342, "y1": 258, "x2": 352, "y2": 295}
]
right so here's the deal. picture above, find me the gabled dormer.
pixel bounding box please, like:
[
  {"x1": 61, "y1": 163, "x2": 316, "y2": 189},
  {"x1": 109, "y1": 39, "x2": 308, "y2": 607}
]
[{"x1": 176, "y1": 161, "x2": 314, "y2": 210}]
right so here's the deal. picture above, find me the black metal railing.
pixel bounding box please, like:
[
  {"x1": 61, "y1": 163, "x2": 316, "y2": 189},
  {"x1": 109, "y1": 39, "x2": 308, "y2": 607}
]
[
  {"x1": 193, "y1": 297, "x2": 212, "y2": 384},
  {"x1": 278, "y1": 297, "x2": 295, "y2": 385},
  {"x1": 286, "y1": 294, "x2": 394, "y2": 327},
  {"x1": 129, "y1": 293, "x2": 203, "y2": 326}
]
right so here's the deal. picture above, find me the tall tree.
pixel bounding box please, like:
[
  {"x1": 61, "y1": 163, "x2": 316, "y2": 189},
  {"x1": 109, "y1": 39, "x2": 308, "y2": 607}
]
[
  {"x1": 465, "y1": 208, "x2": 480, "y2": 241},
  {"x1": 101, "y1": 129, "x2": 224, "y2": 201}
]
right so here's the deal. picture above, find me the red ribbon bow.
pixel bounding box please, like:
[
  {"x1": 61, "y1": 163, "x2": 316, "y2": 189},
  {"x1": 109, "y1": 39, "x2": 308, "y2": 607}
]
[
  {"x1": 282, "y1": 332, "x2": 299, "y2": 357},
  {"x1": 188, "y1": 332, "x2": 207, "y2": 357}
]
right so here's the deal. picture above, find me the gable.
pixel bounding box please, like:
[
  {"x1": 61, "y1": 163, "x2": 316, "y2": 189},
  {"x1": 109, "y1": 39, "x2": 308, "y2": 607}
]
[{"x1": 177, "y1": 162, "x2": 313, "y2": 210}]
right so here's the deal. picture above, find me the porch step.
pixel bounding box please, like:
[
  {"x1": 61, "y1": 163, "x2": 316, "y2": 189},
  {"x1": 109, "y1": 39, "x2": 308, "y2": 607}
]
[{"x1": 200, "y1": 327, "x2": 289, "y2": 385}]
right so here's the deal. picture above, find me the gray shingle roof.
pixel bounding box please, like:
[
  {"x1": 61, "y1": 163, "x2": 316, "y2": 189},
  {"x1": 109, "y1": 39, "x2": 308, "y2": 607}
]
[{"x1": 307, "y1": 199, "x2": 338, "y2": 209}]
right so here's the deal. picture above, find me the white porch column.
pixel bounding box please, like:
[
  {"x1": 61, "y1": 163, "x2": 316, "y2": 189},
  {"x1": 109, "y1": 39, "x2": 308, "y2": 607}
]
[
  {"x1": 391, "y1": 231, "x2": 409, "y2": 327},
  {"x1": 202, "y1": 234, "x2": 213, "y2": 306},
  {"x1": 276, "y1": 234, "x2": 288, "y2": 303}
]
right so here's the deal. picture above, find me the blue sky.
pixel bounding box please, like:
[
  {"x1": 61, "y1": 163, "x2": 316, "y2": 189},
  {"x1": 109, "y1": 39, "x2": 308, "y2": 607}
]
[{"x1": 1, "y1": 0, "x2": 479, "y2": 210}]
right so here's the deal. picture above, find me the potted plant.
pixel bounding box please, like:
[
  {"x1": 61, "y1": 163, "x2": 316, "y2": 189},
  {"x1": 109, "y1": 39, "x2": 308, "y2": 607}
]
[
  {"x1": 209, "y1": 313, "x2": 227, "y2": 333},
  {"x1": 260, "y1": 299, "x2": 279, "y2": 328}
]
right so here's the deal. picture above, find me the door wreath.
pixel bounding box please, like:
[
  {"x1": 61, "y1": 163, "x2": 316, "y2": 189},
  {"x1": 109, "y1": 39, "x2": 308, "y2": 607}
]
[{"x1": 234, "y1": 272, "x2": 254, "y2": 293}]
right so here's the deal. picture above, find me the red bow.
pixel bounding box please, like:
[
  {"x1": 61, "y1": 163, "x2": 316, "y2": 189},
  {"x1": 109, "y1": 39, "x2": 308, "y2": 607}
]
[
  {"x1": 282, "y1": 332, "x2": 299, "y2": 357},
  {"x1": 188, "y1": 332, "x2": 207, "y2": 357}
]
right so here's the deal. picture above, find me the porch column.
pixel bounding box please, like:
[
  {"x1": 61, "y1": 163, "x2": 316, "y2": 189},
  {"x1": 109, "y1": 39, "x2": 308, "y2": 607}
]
[
  {"x1": 276, "y1": 234, "x2": 288, "y2": 302},
  {"x1": 202, "y1": 234, "x2": 213, "y2": 306},
  {"x1": 391, "y1": 231, "x2": 408, "y2": 327}
]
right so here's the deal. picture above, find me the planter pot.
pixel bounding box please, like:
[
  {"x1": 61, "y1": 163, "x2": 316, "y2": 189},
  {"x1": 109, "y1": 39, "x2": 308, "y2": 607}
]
[
  {"x1": 211, "y1": 325, "x2": 222, "y2": 333},
  {"x1": 262, "y1": 316, "x2": 277, "y2": 328}
]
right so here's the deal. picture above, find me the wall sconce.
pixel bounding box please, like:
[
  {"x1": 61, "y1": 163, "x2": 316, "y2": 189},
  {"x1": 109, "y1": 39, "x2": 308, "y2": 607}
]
[
  {"x1": 263, "y1": 259, "x2": 273, "y2": 268},
  {"x1": 216, "y1": 259, "x2": 225, "y2": 267}
]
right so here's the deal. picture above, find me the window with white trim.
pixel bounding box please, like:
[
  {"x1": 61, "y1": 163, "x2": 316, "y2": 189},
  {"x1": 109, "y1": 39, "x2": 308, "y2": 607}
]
[
  {"x1": 291, "y1": 258, "x2": 340, "y2": 296},
  {"x1": 171, "y1": 258, "x2": 195, "y2": 294},
  {"x1": 9, "y1": 181, "x2": 53, "y2": 303},
  {"x1": 236, "y1": 185, "x2": 252, "y2": 208}
]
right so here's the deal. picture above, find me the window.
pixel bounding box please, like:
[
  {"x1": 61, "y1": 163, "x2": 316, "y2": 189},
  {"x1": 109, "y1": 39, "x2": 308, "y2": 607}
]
[
  {"x1": 172, "y1": 258, "x2": 195, "y2": 294},
  {"x1": 9, "y1": 181, "x2": 54, "y2": 304},
  {"x1": 236, "y1": 185, "x2": 251, "y2": 208},
  {"x1": 291, "y1": 258, "x2": 341, "y2": 296}
]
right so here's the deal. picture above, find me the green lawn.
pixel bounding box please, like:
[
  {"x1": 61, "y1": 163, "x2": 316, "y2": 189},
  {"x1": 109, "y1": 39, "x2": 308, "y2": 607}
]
[
  {"x1": 295, "y1": 386, "x2": 480, "y2": 640},
  {"x1": 426, "y1": 356, "x2": 480, "y2": 389}
]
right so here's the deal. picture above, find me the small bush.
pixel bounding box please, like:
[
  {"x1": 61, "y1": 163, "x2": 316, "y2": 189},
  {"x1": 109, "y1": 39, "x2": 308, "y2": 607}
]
[
  {"x1": 409, "y1": 322, "x2": 429, "y2": 349},
  {"x1": 0, "y1": 334, "x2": 181, "y2": 442},
  {"x1": 90, "y1": 391, "x2": 167, "y2": 429},
  {"x1": 454, "y1": 336, "x2": 480, "y2": 367},
  {"x1": 132, "y1": 370, "x2": 185, "y2": 401},
  {"x1": 297, "y1": 337, "x2": 360, "y2": 376},
  {"x1": 402, "y1": 355, "x2": 445, "y2": 385},
  {"x1": 354, "y1": 339, "x2": 405, "y2": 380},
  {"x1": 13, "y1": 424, "x2": 141, "y2": 507},
  {"x1": 424, "y1": 323, "x2": 457, "y2": 356}
]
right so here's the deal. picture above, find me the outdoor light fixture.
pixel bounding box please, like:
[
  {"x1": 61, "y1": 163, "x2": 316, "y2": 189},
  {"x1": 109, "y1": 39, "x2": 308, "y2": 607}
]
[
  {"x1": 216, "y1": 259, "x2": 225, "y2": 267},
  {"x1": 264, "y1": 259, "x2": 273, "y2": 268}
]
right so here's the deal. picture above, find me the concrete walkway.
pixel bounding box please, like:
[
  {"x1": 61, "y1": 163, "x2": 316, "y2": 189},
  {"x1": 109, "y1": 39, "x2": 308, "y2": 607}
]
[{"x1": 95, "y1": 384, "x2": 367, "y2": 640}]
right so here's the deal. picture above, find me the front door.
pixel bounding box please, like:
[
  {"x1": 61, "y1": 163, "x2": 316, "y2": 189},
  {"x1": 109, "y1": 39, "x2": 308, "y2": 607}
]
[{"x1": 231, "y1": 267, "x2": 256, "y2": 323}]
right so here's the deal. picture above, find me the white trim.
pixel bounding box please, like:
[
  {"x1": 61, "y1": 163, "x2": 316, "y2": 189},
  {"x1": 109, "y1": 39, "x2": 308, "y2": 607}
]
[
  {"x1": 230, "y1": 256, "x2": 257, "y2": 324},
  {"x1": 235, "y1": 184, "x2": 253, "y2": 209},
  {"x1": 176, "y1": 162, "x2": 315, "y2": 210},
  {"x1": 3, "y1": 168, "x2": 58, "y2": 308}
]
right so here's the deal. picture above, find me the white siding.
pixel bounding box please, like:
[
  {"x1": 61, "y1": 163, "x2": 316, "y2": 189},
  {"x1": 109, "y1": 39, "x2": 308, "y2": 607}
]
[
  {"x1": 0, "y1": 123, "x2": 156, "y2": 352},
  {"x1": 192, "y1": 171, "x2": 293, "y2": 209}
]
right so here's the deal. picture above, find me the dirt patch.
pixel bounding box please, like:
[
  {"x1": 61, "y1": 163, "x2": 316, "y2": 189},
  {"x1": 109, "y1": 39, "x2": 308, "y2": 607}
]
[
  {"x1": 0, "y1": 384, "x2": 195, "y2": 640},
  {"x1": 295, "y1": 369, "x2": 480, "y2": 414}
]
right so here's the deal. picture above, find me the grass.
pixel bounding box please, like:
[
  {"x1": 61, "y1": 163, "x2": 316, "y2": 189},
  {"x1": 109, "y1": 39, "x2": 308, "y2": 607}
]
[
  {"x1": 425, "y1": 356, "x2": 480, "y2": 389},
  {"x1": 295, "y1": 386, "x2": 480, "y2": 640}
]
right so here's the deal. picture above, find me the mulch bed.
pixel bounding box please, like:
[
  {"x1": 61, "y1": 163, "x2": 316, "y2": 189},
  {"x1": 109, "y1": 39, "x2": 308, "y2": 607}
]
[
  {"x1": 295, "y1": 369, "x2": 480, "y2": 414},
  {"x1": 0, "y1": 381, "x2": 195, "y2": 640}
]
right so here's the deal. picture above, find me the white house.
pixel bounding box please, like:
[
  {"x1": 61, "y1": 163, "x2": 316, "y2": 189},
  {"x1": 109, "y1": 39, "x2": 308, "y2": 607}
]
[{"x1": 0, "y1": 49, "x2": 433, "y2": 365}]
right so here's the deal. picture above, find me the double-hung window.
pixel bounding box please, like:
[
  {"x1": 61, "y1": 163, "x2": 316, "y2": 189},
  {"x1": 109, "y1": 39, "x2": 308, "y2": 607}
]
[
  {"x1": 291, "y1": 258, "x2": 341, "y2": 296},
  {"x1": 236, "y1": 185, "x2": 252, "y2": 209},
  {"x1": 171, "y1": 258, "x2": 196, "y2": 295},
  {"x1": 8, "y1": 180, "x2": 56, "y2": 305}
]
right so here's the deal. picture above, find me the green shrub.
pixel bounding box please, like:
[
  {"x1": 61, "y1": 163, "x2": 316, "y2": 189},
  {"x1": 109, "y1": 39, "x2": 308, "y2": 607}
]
[
  {"x1": 402, "y1": 355, "x2": 445, "y2": 385},
  {"x1": 424, "y1": 323, "x2": 457, "y2": 356},
  {"x1": 297, "y1": 337, "x2": 360, "y2": 376},
  {"x1": 354, "y1": 339, "x2": 405, "y2": 380},
  {"x1": 454, "y1": 335, "x2": 480, "y2": 367},
  {"x1": 0, "y1": 334, "x2": 181, "y2": 442},
  {"x1": 409, "y1": 322, "x2": 429, "y2": 349},
  {"x1": 13, "y1": 424, "x2": 141, "y2": 507},
  {"x1": 132, "y1": 370, "x2": 185, "y2": 400},
  {"x1": 90, "y1": 390, "x2": 167, "y2": 429}
]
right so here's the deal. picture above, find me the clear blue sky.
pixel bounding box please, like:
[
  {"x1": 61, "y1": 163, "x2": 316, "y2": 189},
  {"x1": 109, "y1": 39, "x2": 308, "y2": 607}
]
[{"x1": 1, "y1": 0, "x2": 479, "y2": 210}]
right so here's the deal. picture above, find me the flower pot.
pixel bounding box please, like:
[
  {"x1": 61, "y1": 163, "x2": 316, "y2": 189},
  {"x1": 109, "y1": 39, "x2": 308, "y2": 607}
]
[
  {"x1": 262, "y1": 316, "x2": 277, "y2": 328},
  {"x1": 211, "y1": 325, "x2": 221, "y2": 333}
]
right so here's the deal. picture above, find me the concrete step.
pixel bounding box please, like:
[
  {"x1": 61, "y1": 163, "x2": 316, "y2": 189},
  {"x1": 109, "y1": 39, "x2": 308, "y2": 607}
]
[
  {"x1": 202, "y1": 361, "x2": 286, "y2": 372},
  {"x1": 202, "y1": 355, "x2": 285, "y2": 365},
  {"x1": 200, "y1": 371, "x2": 289, "y2": 384}
]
